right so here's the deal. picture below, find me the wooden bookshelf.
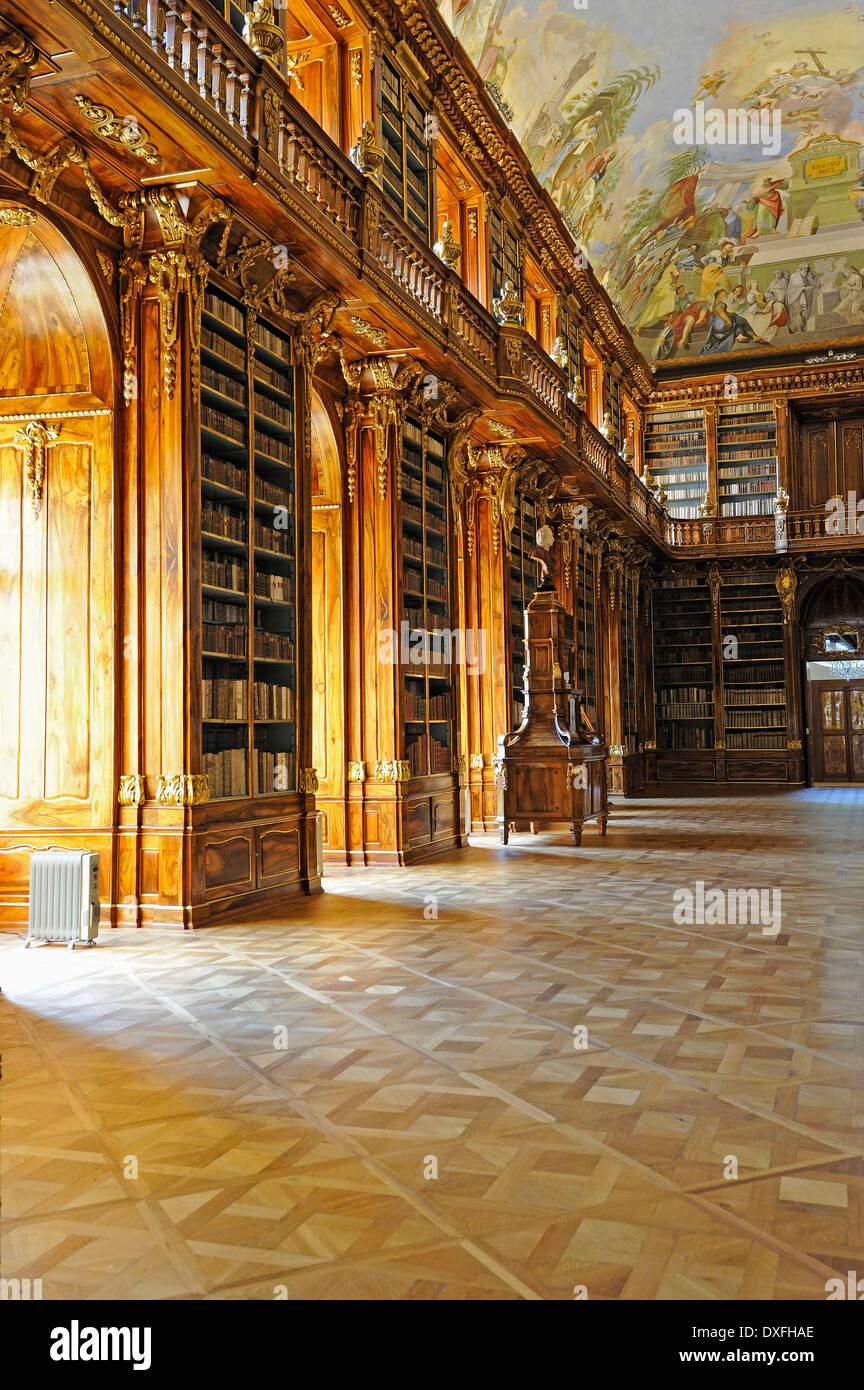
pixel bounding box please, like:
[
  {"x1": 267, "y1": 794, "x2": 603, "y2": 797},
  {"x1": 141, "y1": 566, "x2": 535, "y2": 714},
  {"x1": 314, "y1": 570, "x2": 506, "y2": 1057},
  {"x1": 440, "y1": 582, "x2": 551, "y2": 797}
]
[
  {"x1": 199, "y1": 288, "x2": 298, "y2": 801},
  {"x1": 717, "y1": 401, "x2": 778, "y2": 518},
  {"x1": 507, "y1": 491, "x2": 537, "y2": 728},
  {"x1": 577, "y1": 535, "x2": 598, "y2": 728},
  {"x1": 488, "y1": 205, "x2": 522, "y2": 301},
  {"x1": 652, "y1": 575, "x2": 715, "y2": 755},
  {"x1": 622, "y1": 570, "x2": 637, "y2": 754},
  {"x1": 720, "y1": 573, "x2": 787, "y2": 751},
  {"x1": 400, "y1": 418, "x2": 455, "y2": 780},
  {"x1": 644, "y1": 407, "x2": 708, "y2": 518},
  {"x1": 380, "y1": 56, "x2": 432, "y2": 242},
  {"x1": 604, "y1": 372, "x2": 624, "y2": 454}
]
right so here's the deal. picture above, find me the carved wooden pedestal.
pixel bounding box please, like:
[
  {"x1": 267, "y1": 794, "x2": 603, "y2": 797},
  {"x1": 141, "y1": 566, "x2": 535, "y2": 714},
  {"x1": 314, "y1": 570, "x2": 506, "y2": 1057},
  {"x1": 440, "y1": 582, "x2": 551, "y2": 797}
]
[{"x1": 494, "y1": 582, "x2": 608, "y2": 846}]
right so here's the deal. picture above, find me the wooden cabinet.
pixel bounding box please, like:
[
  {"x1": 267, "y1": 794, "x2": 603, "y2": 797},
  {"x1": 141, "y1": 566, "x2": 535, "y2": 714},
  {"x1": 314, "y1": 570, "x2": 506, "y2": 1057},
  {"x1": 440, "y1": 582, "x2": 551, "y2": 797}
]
[
  {"x1": 496, "y1": 583, "x2": 608, "y2": 845},
  {"x1": 800, "y1": 417, "x2": 864, "y2": 510}
]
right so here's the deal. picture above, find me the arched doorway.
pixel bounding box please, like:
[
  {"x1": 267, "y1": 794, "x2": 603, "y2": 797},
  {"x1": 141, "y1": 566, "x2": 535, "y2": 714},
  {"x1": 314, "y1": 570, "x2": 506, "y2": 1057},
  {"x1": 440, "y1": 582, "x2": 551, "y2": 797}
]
[
  {"x1": 309, "y1": 392, "x2": 346, "y2": 860},
  {"x1": 0, "y1": 203, "x2": 116, "y2": 925},
  {"x1": 802, "y1": 574, "x2": 864, "y2": 783}
]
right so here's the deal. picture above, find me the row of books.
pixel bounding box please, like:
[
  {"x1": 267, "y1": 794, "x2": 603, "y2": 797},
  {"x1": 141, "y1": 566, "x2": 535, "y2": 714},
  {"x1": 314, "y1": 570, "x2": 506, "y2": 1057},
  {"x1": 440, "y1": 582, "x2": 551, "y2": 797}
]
[
  {"x1": 720, "y1": 499, "x2": 775, "y2": 516},
  {"x1": 204, "y1": 292, "x2": 243, "y2": 332},
  {"x1": 725, "y1": 689, "x2": 785, "y2": 706},
  {"x1": 254, "y1": 359, "x2": 292, "y2": 391},
  {"x1": 405, "y1": 734, "x2": 425, "y2": 777},
  {"x1": 203, "y1": 405, "x2": 246, "y2": 443},
  {"x1": 254, "y1": 571, "x2": 293, "y2": 602},
  {"x1": 656, "y1": 664, "x2": 712, "y2": 683},
  {"x1": 719, "y1": 480, "x2": 776, "y2": 495},
  {"x1": 656, "y1": 702, "x2": 713, "y2": 718},
  {"x1": 256, "y1": 474, "x2": 293, "y2": 505},
  {"x1": 716, "y1": 439, "x2": 777, "y2": 450},
  {"x1": 254, "y1": 394, "x2": 293, "y2": 429},
  {"x1": 202, "y1": 554, "x2": 246, "y2": 591},
  {"x1": 202, "y1": 678, "x2": 246, "y2": 720},
  {"x1": 204, "y1": 747, "x2": 247, "y2": 799},
  {"x1": 254, "y1": 751, "x2": 295, "y2": 795},
  {"x1": 202, "y1": 364, "x2": 245, "y2": 404},
  {"x1": 655, "y1": 615, "x2": 712, "y2": 630},
  {"x1": 657, "y1": 724, "x2": 713, "y2": 749},
  {"x1": 202, "y1": 501, "x2": 246, "y2": 541},
  {"x1": 725, "y1": 709, "x2": 786, "y2": 728},
  {"x1": 726, "y1": 731, "x2": 786, "y2": 750},
  {"x1": 203, "y1": 622, "x2": 246, "y2": 656},
  {"x1": 255, "y1": 324, "x2": 290, "y2": 358},
  {"x1": 201, "y1": 326, "x2": 245, "y2": 369},
  {"x1": 725, "y1": 662, "x2": 784, "y2": 683},
  {"x1": 646, "y1": 466, "x2": 706, "y2": 481},
  {"x1": 718, "y1": 404, "x2": 773, "y2": 417},
  {"x1": 254, "y1": 429, "x2": 291, "y2": 463},
  {"x1": 254, "y1": 630, "x2": 294, "y2": 661},
  {"x1": 253, "y1": 682, "x2": 295, "y2": 720},
  {"x1": 253, "y1": 518, "x2": 291, "y2": 554},
  {"x1": 655, "y1": 647, "x2": 712, "y2": 664},
  {"x1": 429, "y1": 736, "x2": 452, "y2": 772},
  {"x1": 203, "y1": 454, "x2": 246, "y2": 493}
]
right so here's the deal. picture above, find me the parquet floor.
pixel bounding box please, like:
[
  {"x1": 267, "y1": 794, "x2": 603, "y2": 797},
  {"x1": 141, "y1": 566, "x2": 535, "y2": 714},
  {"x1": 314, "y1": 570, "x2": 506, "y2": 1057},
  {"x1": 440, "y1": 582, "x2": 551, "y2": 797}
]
[{"x1": 2, "y1": 790, "x2": 863, "y2": 1300}]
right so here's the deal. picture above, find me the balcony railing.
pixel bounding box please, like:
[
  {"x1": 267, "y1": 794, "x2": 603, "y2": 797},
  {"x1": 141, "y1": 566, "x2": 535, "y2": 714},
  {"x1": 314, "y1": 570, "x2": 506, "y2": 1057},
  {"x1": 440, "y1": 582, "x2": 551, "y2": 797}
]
[
  {"x1": 665, "y1": 509, "x2": 864, "y2": 551},
  {"x1": 104, "y1": 0, "x2": 663, "y2": 547}
]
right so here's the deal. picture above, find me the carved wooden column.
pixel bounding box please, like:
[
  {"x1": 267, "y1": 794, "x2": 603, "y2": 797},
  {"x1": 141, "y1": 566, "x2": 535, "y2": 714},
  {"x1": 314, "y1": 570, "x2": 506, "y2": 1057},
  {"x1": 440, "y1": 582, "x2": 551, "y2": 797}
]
[
  {"x1": 708, "y1": 563, "x2": 727, "y2": 782},
  {"x1": 777, "y1": 565, "x2": 804, "y2": 783}
]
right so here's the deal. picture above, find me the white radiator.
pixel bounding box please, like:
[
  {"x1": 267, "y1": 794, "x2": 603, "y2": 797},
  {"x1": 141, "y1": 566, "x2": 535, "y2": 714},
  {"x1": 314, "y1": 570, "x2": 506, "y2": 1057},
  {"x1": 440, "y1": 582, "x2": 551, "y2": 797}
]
[{"x1": 26, "y1": 851, "x2": 100, "y2": 949}]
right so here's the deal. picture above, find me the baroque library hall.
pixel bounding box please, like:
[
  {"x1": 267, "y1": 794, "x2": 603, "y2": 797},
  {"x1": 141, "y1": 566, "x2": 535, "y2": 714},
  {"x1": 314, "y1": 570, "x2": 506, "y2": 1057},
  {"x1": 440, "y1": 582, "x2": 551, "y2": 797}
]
[{"x1": 1, "y1": 0, "x2": 864, "y2": 1331}]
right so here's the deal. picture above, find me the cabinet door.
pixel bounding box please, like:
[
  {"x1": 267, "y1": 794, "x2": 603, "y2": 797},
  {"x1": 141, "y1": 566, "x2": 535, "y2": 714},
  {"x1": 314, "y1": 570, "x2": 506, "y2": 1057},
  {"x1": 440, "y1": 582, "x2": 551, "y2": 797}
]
[
  {"x1": 802, "y1": 424, "x2": 833, "y2": 510},
  {"x1": 837, "y1": 419, "x2": 864, "y2": 500},
  {"x1": 849, "y1": 686, "x2": 864, "y2": 779},
  {"x1": 818, "y1": 685, "x2": 848, "y2": 778}
]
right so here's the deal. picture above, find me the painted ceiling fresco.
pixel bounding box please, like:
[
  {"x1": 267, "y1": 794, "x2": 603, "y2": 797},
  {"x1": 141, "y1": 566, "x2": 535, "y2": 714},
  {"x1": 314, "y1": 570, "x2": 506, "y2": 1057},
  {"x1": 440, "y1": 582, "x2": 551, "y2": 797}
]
[{"x1": 442, "y1": 1, "x2": 864, "y2": 361}]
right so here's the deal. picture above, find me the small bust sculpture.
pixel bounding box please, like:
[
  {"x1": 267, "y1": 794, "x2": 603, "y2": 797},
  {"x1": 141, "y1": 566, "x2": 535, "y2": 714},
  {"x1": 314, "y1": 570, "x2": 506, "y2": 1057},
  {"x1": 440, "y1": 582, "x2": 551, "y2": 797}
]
[
  {"x1": 492, "y1": 278, "x2": 525, "y2": 326},
  {"x1": 567, "y1": 371, "x2": 587, "y2": 408},
  {"x1": 433, "y1": 217, "x2": 462, "y2": 269},
  {"x1": 349, "y1": 121, "x2": 384, "y2": 177},
  {"x1": 599, "y1": 410, "x2": 613, "y2": 440},
  {"x1": 550, "y1": 336, "x2": 568, "y2": 369},
  {"x1": 528, "y1": 524, "x2": 556, "y2": 589}
]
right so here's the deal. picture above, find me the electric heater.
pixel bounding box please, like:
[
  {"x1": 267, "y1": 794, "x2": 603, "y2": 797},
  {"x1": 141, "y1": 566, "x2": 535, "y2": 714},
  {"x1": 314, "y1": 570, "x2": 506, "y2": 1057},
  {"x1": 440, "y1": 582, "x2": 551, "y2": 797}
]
[{"x1": 26, "y1": 851, "x2": 100, "y2": 950}]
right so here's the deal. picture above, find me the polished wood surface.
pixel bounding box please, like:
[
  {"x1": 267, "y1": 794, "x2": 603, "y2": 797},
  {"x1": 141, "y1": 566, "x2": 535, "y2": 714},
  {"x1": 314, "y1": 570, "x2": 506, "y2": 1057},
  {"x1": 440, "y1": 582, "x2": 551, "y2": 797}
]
[{"x1": 3, "y1": 789, "x2": 862, "y2": 1299}]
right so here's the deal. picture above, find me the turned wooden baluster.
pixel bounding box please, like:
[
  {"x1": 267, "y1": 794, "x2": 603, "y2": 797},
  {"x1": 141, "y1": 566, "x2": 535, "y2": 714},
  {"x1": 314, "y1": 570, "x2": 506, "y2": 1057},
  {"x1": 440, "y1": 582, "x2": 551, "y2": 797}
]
[
  {"x1": 180, "y1": 10, "x2": 196, "y2": 88},
  {"x1": 196, "y1": 27, "x2": 212, "y2": 101},
  {"x1": 211, "y1": 43, "x2": 225, "y2": 115}
]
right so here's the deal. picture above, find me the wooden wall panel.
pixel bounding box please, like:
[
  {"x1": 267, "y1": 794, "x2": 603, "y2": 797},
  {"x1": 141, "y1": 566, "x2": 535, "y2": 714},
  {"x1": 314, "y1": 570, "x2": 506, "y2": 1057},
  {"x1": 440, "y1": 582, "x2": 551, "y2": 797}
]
[
  {"x1": 45, "y1": 443, "x2": 92, "y2": 801},
  {"x1": 0, "y1": 442, "x2": 22, "y2": 800}
]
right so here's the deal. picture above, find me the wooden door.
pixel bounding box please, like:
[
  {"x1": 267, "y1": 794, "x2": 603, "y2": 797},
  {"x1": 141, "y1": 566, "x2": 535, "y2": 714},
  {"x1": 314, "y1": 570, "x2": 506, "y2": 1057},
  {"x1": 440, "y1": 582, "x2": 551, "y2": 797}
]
[
  {"x1": 800, "y1": 418, "x2": 864, "y2": 509},
  {"x1": 810, "y1": 680, "x2": 864, "y2": 781}
]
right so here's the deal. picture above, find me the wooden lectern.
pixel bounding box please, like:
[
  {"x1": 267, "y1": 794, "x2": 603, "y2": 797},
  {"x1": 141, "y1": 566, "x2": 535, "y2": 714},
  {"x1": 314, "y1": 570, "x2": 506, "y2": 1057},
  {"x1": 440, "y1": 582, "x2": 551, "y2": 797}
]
[{"x1": 494, "y1": 577, "x2": 608, "y2": 846}]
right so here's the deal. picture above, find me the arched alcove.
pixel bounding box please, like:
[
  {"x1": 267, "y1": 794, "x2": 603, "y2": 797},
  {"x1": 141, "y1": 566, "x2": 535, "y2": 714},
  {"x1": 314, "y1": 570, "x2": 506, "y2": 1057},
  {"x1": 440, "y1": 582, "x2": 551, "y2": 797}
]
[
  {"x1": 801, "y1": 573, "x2": 864, "y2": 783},
  {"x1": 0, "y1": 202, "x2": 116, "y2": 925},
  {"x1": 310, "y1": 390, "x2": 346, "y2": 859}
]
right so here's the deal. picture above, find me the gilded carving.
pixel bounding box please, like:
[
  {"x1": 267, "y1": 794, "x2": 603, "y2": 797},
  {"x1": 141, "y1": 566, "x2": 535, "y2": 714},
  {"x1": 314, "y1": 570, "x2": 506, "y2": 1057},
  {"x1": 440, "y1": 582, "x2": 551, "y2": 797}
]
[
  {"x1": 452, "y1": 754, "x2": 467, "y2": 774},
  {"x1": 347, "y1": 761, "x2": 366, "y2": 782},
  {"x1": 13, "y1": 419, "x2": 61, "y2": 517},
  {"x1": 0, "y1": 24, "x2": 37, "y2": 112},
  {"x1": 775, "y1": 566, "x2": 797, "y2": 623},
  {"x1": 262, "y1": 89, "x2": 279, "y2": 156},
  {"x1": 349, "y1": 315, "x2": 387, "y2": 347},
  {"x1": 373, "y1": 760, "x2": 411, "y2": 783},
  {"x1": 156, "y1": 774, "x2": 210, "y2": 806},
  {"x1": 298, "y1": 767, "x2": 319, "y2": 793},
  {"x1": 74, "y1": 94, "x2": 159, "y2": 164},
  {"x1": 243, "y1": 0, "x2": 284, "y2": 65},
  {"x1": 96, "y1": 250, "x2": 113, "y2": 282},
  {"x1": 469, "y1": 754, "x2": 485, "y2": 771},
  {"x1": 504, "y1": 336, "x2": 522, "y2": 375},
  {"x1": 0, "y1": 206, "x2": 35, "y2": 225},
  {"x1": 350, "y1": 50, "x2": 363, "y2": 91},
  {"x1": 493, "y1": 760, "x2": 507, "y2": 790},
  {"x1": 467, "y1": 206, "x2": 478, "y2": 239},
  {"x1": 118, "y1": 775, "x2": 146, "y2": 807},
  {"x1": 350, "y1": 120, "x2": 384, "y2": 178}
]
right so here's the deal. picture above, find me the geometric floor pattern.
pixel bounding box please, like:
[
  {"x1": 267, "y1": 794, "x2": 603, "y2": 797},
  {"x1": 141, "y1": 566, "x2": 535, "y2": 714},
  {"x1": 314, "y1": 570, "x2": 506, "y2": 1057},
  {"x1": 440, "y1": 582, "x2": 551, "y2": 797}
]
[{"x1": 2, "y1": 790, "x2": 863, "y2": 1300}]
